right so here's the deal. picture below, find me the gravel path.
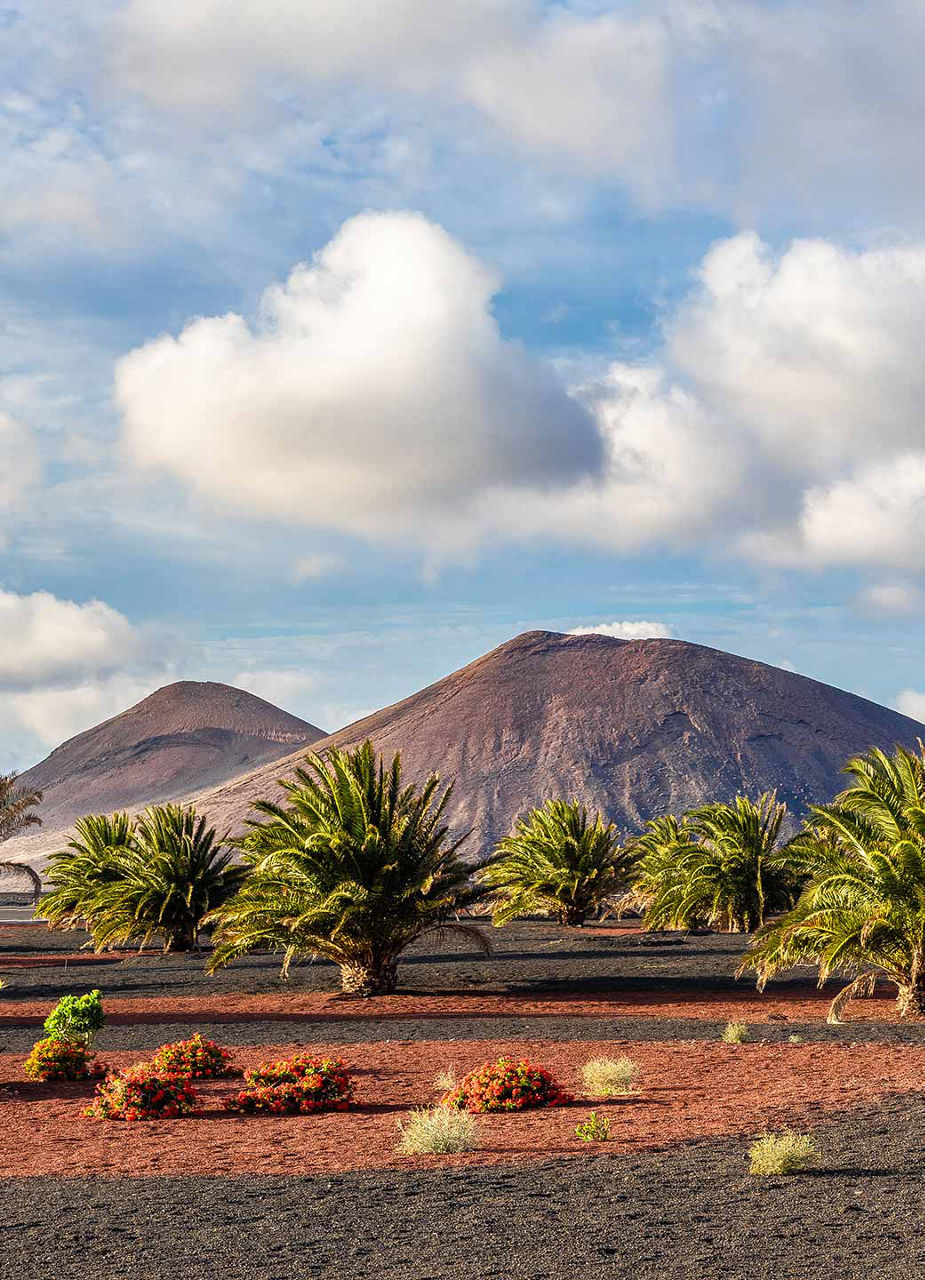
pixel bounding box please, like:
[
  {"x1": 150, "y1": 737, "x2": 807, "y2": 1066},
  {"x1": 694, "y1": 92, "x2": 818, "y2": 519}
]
[{"x1": 3, "y1": 1093, "x2": 925, "y2": 1280}]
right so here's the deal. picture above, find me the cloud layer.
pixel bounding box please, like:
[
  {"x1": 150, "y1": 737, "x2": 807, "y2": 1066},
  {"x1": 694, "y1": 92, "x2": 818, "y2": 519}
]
[
  {"x1": 116, "y1": 211, "x2": 600, "y2": 544},
  {"x1": 569, "y1": 620, "x2": 673, "y2": 640}
]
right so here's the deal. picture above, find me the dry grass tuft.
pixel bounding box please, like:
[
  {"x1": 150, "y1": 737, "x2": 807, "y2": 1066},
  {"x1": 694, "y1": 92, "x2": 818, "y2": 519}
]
[
  {"x1": 579, "y1": 1056, "x2": 640, "y2": 1097},
  {"x1": 722, "y1": 1021, "x2": 749, "y2": 1044},
  {"x1": 748, "y1": 1130, "x2": 816, "y2": 1175},
  {"x1": 396, "y1": 1107, "x2": 478, "y2": 1155},
  {"x1": 433, "y1": 1067, "x2": 458, "y2": 1093}
]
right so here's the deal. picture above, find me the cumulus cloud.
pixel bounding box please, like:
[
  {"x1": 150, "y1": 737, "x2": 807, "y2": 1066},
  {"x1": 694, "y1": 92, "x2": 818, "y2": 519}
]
[
  {"x1": 569, "y1": 620, "x2": 673, "y2": 640},
  {"x1": 857, "y1": 583, "x2": 924, "y2": 616},
  {"x1": 116, "y1": 211, "x2": 600, "y2": 544},
  {"x1": 3, "y1": 674, "x2": 161, "y2": 749}
]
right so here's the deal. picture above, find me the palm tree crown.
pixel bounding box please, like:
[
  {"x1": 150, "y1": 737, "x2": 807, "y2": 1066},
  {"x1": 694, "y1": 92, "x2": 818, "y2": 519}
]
[
  {"x1": 742, "y1": 744, "x2": 925, "y2": 1020},
  {"x1": 207, "y1": 741, "x2": 487, "y2": 995},
  {"x1": 480, "y1": 798, "x2": 632, "y2": 927},
  {"x1": 0, "y1": 773, "x2": 42, "y2": 842},
  {"x1": 629, "y1": 793, "x2": 796, "y2": 933},
  {"x1": 42, "y1": 806, "x2": 243, "y2": 952}
]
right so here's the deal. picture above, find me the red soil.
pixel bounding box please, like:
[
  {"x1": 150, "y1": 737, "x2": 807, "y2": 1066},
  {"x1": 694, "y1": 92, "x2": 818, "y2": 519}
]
[
  {"x1": 0, "y1": 985, "x2": 900, "y2": 1028},
  {"x1": 1, "y1": 1038, "x2": 922, "y2": 1179}
]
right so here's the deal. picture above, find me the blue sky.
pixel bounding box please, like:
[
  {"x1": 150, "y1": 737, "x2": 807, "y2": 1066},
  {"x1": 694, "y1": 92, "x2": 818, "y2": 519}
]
[{"x1": 3, "y1": 0, "x2": 925, "y2": 770}]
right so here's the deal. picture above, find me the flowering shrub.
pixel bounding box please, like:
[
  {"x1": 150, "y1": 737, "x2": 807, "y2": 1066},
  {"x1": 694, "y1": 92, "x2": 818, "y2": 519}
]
[
  {"x1": 84, "y1": 1062, "x2": 200, "y2": 1121},
  {"x1": 44, "y1": 990, "x2": 105, "y2": 1047},
  {"x1": 225, "y1": 1056, "x2": 353, "y2": 1114},
  {"x1": 23, "y1": 1036, "x2": 105, "y2": 1082},
  {"x1": 441, "y1": 1057, "x2": 570, "y2": 1113},
  {"x1": 151, "y1": 1034, "x2": 238, "y2": 1079}
]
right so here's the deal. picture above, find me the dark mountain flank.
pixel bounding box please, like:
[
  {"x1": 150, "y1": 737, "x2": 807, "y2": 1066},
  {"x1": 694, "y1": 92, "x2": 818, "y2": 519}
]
[
  {"x1": 16, "y1": 681, "x2": 324, "y2": 836},
  {"x1": 185, "y1": 630, "x2": 925, "y2": 857}
]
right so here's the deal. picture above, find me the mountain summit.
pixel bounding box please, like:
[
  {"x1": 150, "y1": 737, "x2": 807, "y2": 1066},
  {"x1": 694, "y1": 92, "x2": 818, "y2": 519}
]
[
  {"x1": 16, "y1": 680, "x2": 324, "y2": 835},
  {"x1": 183, "y1": 630, "x2": 925, "y2": 856}
]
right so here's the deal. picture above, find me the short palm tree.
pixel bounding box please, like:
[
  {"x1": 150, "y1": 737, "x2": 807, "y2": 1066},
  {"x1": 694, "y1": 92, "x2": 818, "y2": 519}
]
[
  {"x1": 0, "y1": 773, "x2": 42, "y2": 841},
  {"x1": 630, "y1": 794, "x2": 797, "y2": 932},
  {"x1": 206, "y1": 742, "x2": 487, "y2": 995},
  {"x1": 480, "y1": 799, "x2": 631, "y2": 927},
  {"x1": 742, "y1": 744, "x2": 925, "y2": 1020},
  {"x1": 41, "y1": 806, "x2": 243, "y2": 952}
]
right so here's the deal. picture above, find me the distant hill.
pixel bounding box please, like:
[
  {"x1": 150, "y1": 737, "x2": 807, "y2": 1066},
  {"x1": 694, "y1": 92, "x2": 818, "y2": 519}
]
[
  {"x1": 12, "y1": 681, "x2": 324, "y2": 842},
  {"x1": 178, "y1": 630, "x2": 925, "y2": 856},
  {"x1": 8, "y1": 631, "x2": 925, "y2": 873}
]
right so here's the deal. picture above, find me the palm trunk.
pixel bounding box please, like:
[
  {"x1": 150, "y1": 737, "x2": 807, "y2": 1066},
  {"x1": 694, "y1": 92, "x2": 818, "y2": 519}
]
[
  {"x1": 340, "y1": 961, "x2": 398, "y2": 996},
  {"x1": 897, "y1": 981, "x2": 925, "y2": 1019},
  {"x1": 559, "y1": 906, "x2": 586, "y2": 927}
]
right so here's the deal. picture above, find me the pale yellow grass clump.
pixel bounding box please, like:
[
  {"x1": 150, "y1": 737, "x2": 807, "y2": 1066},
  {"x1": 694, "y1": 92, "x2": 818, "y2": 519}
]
[
  {"x1": 433, "y1": 1067, "x2": 458, "y2": 1094},
  {"x1": 722, "y1": 1021, "x2": 749, "y2": 1044},
  {"x1": 748, "y1": 1131, "x2": 816, "y2": 1176},
  {"x1": 580, "y1": 1055, "x2": 640, "y2": 1098},
  {"x1": 396, "y1": 1107, "x2": 478, "y2": 1155}
]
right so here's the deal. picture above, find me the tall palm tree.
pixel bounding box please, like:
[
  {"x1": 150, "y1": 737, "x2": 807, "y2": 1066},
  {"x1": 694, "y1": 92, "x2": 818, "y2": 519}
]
[
  {"x1": 41, "y1": 806, "x2": 243, "y2": 952},
  {"x1": 742, "y1": 744, "x2": 925, "y2": 1020},
  {"x1": 630, "y1": 793, "x2": 797, "y2": 933},
  {"x1": 480, "y1": 799, "x2": 632, "y2": 927},
  {"x1": 207, "y1": 742, "x2": 487, "y2": 995},
  {"x1": 0, "y1": 773, "x2": 42, "y2": 842}
]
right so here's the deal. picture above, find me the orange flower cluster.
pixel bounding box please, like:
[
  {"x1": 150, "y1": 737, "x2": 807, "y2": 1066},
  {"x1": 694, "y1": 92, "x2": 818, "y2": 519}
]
[
  {"x1": 442, "y1": 1057, "x2": 570, "y2": 1113},
  {"x1": 224, "y1": 1055, "x2": 353, "y2": 1115},
  {"x1": 151, "y1": 1033, "x2": 239, "y2": 1079},
  {"x1": 23, "y1": 1037, "x2": 106, "y2": 1082},
  {"x1": 84, "y1": 1062, "x2": 200, "y2": 1122}
]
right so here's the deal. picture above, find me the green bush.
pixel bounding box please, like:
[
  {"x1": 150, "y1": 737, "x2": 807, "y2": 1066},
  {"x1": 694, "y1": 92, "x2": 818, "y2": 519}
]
[
  {"x1": 43, "y1": 990, "x2": 105, "y2": 1047},
  {"x1": 748, "y1": 1130, "x2": 816, "y2": 1175},
  {"x1": 396, "y1": 1108, "x2": 478, "y2": 1155},
  {"x1": 722, "y1": 1021, "x2": 749, "y2": 1044},
  {"x1": 575, "y1": 1111, "x2": 612, "y2": 1142},
  {"x1": 580, "y1": 1055, "x2": 640, "y2": 1097}
]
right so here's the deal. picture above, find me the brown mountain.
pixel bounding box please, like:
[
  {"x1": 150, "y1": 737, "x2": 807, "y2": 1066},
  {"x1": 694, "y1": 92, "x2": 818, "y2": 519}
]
[
  {"x1": 182, "y1": 629, "x2": 925, "y2": 856},
  {"x1": 14, "y1": 681, "x2": 324, "y2": 839}
]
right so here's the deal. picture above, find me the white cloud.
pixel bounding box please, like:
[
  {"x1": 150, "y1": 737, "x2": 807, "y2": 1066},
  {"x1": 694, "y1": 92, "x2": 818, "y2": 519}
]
[
  {"x1": 0, "y1": 588, "x2": 153, "y2": 687},
  {"x1": 569, "y1": 619, "x2": 673, "y2": 640},
  {"x1": 0, "y1": 412, "x2": 39, "y2": 513},
  {"x1": 895, "y1": 690, "x2": 925, "y2": 724},
  {"x1": 116, "y1": 210, "x2": 601, "y2": 545},
  {"x1": 232, "y1": 668, "x2": 319, "y2": 719},
  {"x1": 3, "y1": 673, "x2": 161, "y2": 749},
  {"x1": 293, "y1": 554, "x2": 345, "y2": 583},
  {"x1": 857, "y1": 583, "x2": 924, "y2": 615}
]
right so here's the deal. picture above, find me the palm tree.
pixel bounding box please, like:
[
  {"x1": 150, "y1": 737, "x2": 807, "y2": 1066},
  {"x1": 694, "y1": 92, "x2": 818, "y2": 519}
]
[
  {"x1": 742, "y1": 744, "x2": 925, "y2": 1020},
  {"x1": 629, "y1": 794, "x2": 797, "y2": 932},
  {"x1": 206, "y1": 742, "x2": 487, "y2": 995},
  {"x1": 480, "y1": 799, "x2": 632, "y2": 927},
  {"x1": 41, "y1": 806, "x2": 244, "y2": 952},
  {"x1": 0, "y1": 773, "x2": 42, "y2": 842}
]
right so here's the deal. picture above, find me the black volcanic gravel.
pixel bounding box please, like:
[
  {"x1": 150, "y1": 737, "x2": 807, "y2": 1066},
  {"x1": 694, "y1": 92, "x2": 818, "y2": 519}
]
[{"x1": 4, "y1": 1093, "x2": 925, "y2": 1280}]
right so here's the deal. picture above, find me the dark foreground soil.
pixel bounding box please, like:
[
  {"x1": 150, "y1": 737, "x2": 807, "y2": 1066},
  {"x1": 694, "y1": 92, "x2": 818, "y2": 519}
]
[{"x1": 3, "y1": 1092, "x2": 925, "y2": 1280}]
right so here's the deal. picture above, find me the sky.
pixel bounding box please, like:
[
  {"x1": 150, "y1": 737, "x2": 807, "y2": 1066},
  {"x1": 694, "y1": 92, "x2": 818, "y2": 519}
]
[{"x1": 3, "y1": 0, "x2": 925, "y2": 771}]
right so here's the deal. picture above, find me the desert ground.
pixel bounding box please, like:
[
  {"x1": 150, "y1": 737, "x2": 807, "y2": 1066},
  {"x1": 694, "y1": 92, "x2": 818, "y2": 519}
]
[{"x1": 2, "y1": 920, "x2": 925, "y2": 1280}]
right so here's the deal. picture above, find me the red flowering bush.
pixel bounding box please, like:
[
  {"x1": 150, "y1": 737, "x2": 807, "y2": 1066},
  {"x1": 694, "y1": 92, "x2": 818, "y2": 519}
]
[
  {"x1": 151, "y1": 1034, "x2": 238, "y2": 1079},
  {"x1": 224, "y1": 1056, "x2": 352, "y2": 1114},
  {"x1": 84, "y1": 1062, "x2": 200, "y2": 1121},
  {"x1": 441, "y1": 1057, "x2": 570, "y2": 1113},
  {"x1": 23, "y1": 1037, "x2": 106, "y2": 1082}
]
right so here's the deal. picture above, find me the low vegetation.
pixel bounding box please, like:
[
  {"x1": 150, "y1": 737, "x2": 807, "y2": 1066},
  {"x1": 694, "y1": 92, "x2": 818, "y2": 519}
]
[
  {"x1": 43, "y1": 989, "x2": 105, "y2": 1048},
  {"x1": 396, "y1": 1107, "x2": 478, "y2": 1155},
  {"x1": 433, "y1": 1067, "x2": 458, "y2": 1093},
  {"x1": 722, "y1": 1021, "x2": 750, "y2": 1044},
  {"x1": 151, "y1": 1034, "x2": 238, "y2": 1079},
  {"x1": 575, "y1": 1111, "x2": 612, "y2": 1142},
  {"x1": 742, "y1": 745, "x2": 925, "y2": 1020},
  {"x1": 85, "y1": 1063, "x2": 200, "y2": 1121},
  {"x1": 579, "y1": 1055, "x2": 640, "y2": 1097},
  {"x1": 441, "y1": 1056, "x2": 570, "y2": 1112},
  {"x1": 748, "y1": 1130, "x2": 816, "y2": 1175},
  {"x1": 207, "y1": 742, "x2": 488, "y2": 995},
  {"x1": 482, "y1": 798, "x2": 633, "y2": 926},
  {"x1": 23, "y1": 1037, "x2": 105, "y2": 1082},
  {"x1": 41, "y1": 807, "x2": 245, "y2": 953},
  {"x1": 224, "y1": 1056, "x2": 353, "y2": 1114}
]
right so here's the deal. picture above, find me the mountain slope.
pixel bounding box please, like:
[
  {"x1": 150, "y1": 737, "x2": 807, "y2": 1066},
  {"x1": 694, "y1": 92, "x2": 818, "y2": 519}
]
[
  {"x1": 14, "y1": 681, "x2": 324, "y2": 836},
  {"x1": 188, "y1": 630, "x2": 925, "y2": 856}
]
